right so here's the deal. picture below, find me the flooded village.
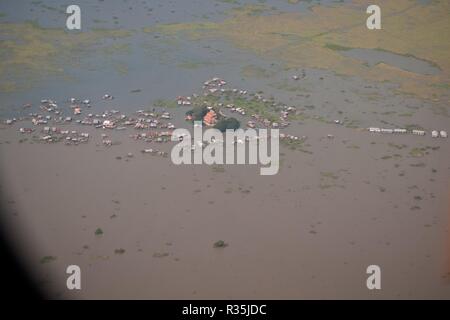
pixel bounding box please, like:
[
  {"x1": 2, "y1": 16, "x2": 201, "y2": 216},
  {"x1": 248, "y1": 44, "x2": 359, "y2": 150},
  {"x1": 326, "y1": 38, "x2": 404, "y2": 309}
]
[
  {"x1": 4, "y1": 75, "x2": 447, "y2": 153},
  {"x1": 0, "y1": 0, "x2": 450, "y2": 299}
]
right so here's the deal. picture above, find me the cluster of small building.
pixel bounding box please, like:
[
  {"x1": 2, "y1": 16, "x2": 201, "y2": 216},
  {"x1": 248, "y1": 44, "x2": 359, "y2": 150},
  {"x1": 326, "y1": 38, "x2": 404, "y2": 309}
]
[
  {"x1": 292, "y1": 70, "x2": 306, "y2": 80},
  {"x1": 279, "y1": 133, "x2": 306, "y2": 141},
  {"x1": 18, "y1": 127, "x2": 34, "y2": 134},
  {"x1": 61, "y1": 131, "x2": 90, "y2": 145},
  {"x1": 176, "y1": 96, "x2": 192, "y2": 106},
  {"x1": 224, "y1": 104, "x2": 246, "y2": 116},
  {"x1": 368, "y1": 127, "x2": 409, "y2": 134},
  {"x1": 69, "y1": 98, "x2": 91, "y2": 115},
  {"x1": 16, "y1": 105, "x2": 177, "y2": 133},
  {"x1": 130, "y1": 130, "x2": 173, "y2": 143},
  {"x1": 249, "y1": 114, "x2": 288, "y2": 129},
  {"x1": 278, "y1": 105, "x2": 296, "y2": 127},
  {"x1": 40, "y1": 99, "x2": 60, "y2": 114},
  {"x1": 432, "y1": 130, "x2": 448, "y2": 138},
  {"x1": 5, "y1": 118, "x2": 18, "y2": 125},
  {"x1": 203, "y1": 77, "x2": 227, "y2": 93},
  {"x1": 199, "y1": 78, "x2": 297, "y2": 130},
  {"x1": 40, "y1": 97, "x2": 93, "y2": 117},
  {"x1": 101, "y1": 133, "x2": 113, "y2": 147},
  {"x1": 141, "y1": 148, "x2": 168, "y2": 157},
  {"x1": 5, "y1": 96, "x2": 181, "y2": 149},
  {"x1": 134, "y1": 120, "x2": 175, "y2": 130},
  {"x1": 6, "y1": 79, "x2": 448, "y2": 159},
  {"x1": 18, "y1": 125, "x2": 90, "y2": 145},
  {"x1": 368, "y1": 127, "x2": 447, "y2": 138},
  {"x1": 31, "y1": 115, "x2": 50, "y2": 125}
]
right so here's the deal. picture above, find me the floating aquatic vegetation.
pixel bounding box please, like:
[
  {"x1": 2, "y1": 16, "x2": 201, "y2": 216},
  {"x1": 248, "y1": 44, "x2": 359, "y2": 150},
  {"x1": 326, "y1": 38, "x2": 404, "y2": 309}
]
[
  {"x1": 0, "y1": 21, "x2": 132, "y2": 92},
  {"x1": 40, "y1": 256, "x2": 57, "y2": 264},
  {"x1": 143, "y1": 0, "x2": 450, "y2": 99},
  {"x1": 213, "y1": 240, "x2": 228, "y2": 248}
]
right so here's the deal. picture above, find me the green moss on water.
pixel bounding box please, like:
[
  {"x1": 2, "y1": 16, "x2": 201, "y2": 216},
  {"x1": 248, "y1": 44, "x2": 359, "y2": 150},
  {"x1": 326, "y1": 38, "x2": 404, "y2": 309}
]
[
  {"x1": 177, "y1": 60, "x2": 217, "y2": 69},
  {"x1": 213, "y1": 240, "x2": 228, "y2": 248},
  {"x1": 153, "y1": 98, "x2": 178, "y2": 109},
  {"x1": 404, "y1": 124, "x2": 424, "y2": 131},
  {"x1": 409, "y1": 147, "x2": 425, "y2": 158},
  {"x1": 0, "y1": 21, "x2": 132, "y2": 92},
  {"x1": 225, "y1": 95, "x2": 278, "y2": 122},
  {"x1": 431, "y1": 82, "x2": 450, "y2": 89},
  {"x1": 324, "y1": 43, "x2": 353, "y2": 51}
]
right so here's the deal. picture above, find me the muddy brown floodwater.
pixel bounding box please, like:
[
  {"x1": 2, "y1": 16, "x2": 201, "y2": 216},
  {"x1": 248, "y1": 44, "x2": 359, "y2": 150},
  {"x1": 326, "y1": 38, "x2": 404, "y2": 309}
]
[
  {"x1": 0, "y1": 0, "x2": 449, "y2": 300},
  {"x1": 0, "y1": 118, "x2": 449, "y2": 299}
]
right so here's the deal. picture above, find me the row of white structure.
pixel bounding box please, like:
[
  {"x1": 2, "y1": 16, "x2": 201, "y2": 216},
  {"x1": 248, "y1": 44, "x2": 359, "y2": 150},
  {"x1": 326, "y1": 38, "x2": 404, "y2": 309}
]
[{"x1": 368, "y1": 127, "x2": 447, "y2": 138}]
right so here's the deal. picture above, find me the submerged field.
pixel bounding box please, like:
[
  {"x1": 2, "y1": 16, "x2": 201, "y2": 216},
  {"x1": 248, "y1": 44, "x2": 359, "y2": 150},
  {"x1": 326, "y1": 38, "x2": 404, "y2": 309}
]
[
  {"x1": 147, "y1": 0, "x2": 450, "y2": 100},
  {"x1": 0, "y1": 0, "x2": 449, "y2": 299}
]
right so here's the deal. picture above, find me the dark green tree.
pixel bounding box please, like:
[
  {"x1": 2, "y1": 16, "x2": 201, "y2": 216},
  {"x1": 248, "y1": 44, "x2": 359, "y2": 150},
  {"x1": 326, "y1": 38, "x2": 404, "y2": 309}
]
[
  {"x1": 186, "y1": 106, "x2": 209, "y2": 121},
  {"x1": 215, "y1": 117, "x2": 240, "y2": 132}
]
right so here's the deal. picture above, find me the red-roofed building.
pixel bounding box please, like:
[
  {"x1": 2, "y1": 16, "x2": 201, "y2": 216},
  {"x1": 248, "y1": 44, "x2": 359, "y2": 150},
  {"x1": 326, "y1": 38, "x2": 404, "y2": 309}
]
[{"x1": 203, "y1": 110, "x2": 217, "y2": 127}]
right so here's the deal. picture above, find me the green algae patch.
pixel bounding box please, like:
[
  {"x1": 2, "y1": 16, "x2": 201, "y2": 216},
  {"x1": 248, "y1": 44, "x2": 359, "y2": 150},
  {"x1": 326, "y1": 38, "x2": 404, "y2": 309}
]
[
  {"x1": 143, "y1": 0, "x2": 450, "y2": 100},
  {"x1": 143, "y1": 22, "x2": 219, "y2": 41},
  {"x1": 177, "y1": 60, "x2": 218, "y2": 70},
  {"x1": 324, "y1": 43, "x2": 353, "y2": 51},
  {"x1": 0, "y1": 22, "x2": 132, "y2": 92}
]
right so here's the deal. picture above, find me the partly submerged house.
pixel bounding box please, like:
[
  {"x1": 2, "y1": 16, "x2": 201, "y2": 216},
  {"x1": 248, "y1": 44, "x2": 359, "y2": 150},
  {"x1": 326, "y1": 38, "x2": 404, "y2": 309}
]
[
  {"x1": 102, "y1": 120, "x2": 115, "y2": 129},
  {"x1": 203, "y1": 110, "x2": 217, "y2": 127}
]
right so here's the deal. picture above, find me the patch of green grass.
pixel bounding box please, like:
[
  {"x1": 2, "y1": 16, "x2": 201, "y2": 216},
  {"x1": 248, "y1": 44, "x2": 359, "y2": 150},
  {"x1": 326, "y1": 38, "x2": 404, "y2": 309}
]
[
  {"x1": 324, "y1": 43, "x2": 352, "y2": 51},
  {"x1": 404, "y1": 124, "x2": 424, "y2": 131},
  {"x1": 153, "y1": 98, "x2": 178, "y2": 108},
  {"x1": 431, "y1": 82, "x2": 450, "y2": 89}
]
